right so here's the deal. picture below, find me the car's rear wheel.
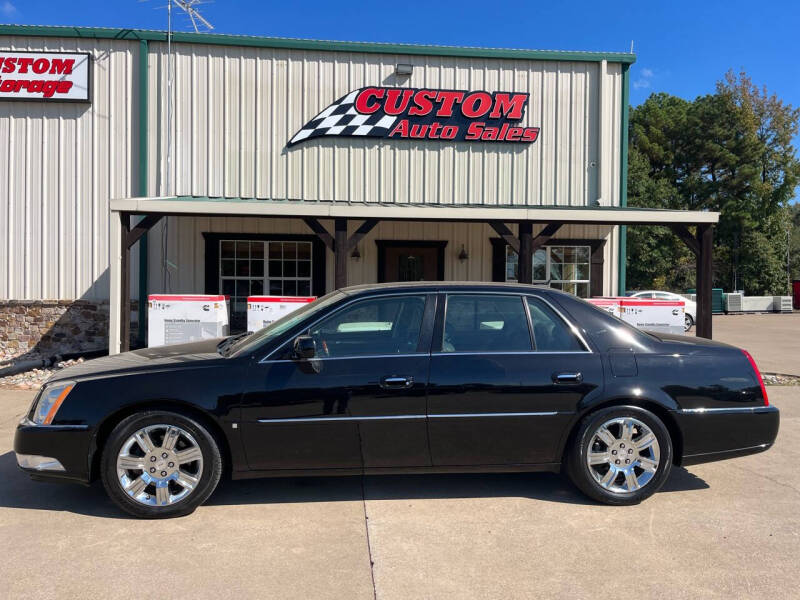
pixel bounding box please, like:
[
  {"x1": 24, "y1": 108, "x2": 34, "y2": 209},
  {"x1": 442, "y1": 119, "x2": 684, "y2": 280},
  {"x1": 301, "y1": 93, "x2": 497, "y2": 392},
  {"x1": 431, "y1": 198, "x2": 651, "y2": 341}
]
[
  {"x1": 566, "y1": 406, "x2": 672, "y2": 505},
  {"x1": 101, "y1": 411, "x2": 222, "y2": 518},
  {"x1": 685, "y1": 314, "x2": 694, "y2": 331}
]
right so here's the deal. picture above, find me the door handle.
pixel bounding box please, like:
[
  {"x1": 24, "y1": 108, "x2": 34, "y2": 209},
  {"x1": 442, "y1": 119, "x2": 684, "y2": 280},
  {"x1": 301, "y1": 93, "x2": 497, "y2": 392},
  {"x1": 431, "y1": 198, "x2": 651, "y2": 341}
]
[
  {"x1": 380, "y1": 375, "x2": 414, "y2": 390},
  {"x1": 553, "y1": 372, "x2": 582, "y2": 384}
]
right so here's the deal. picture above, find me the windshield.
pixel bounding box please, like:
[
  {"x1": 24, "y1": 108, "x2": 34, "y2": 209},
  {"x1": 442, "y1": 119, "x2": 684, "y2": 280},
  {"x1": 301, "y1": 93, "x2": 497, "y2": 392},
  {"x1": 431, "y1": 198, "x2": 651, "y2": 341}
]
[{"x1": 224, "y1": 291, "x2": 345, "y2": 357}]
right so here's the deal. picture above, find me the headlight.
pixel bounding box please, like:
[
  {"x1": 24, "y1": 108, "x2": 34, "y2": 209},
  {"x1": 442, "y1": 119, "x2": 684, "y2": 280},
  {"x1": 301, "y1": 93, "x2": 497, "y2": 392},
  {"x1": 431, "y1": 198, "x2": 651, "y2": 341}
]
[{"x1": 30, "y1": 381, "x2": 75, "y2": 425}]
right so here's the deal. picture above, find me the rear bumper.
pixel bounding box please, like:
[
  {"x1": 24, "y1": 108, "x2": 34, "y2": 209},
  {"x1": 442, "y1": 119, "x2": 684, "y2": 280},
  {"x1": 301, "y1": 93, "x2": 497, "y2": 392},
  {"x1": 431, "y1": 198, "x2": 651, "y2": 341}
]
[
  {"x1": 675, "y1": 405, "x2": 779, "y2": 466},
  {"x1": 14, "y1": 419, "x2": 93, "y2": 484}
]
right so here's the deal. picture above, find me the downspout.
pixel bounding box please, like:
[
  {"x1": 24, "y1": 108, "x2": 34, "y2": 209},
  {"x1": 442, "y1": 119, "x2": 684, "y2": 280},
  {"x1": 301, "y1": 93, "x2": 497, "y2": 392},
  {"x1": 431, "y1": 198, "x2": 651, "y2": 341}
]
[
  {"x1": 597, "y1": 60, "x2": 605, "y2": 206},
  {"x1": 618, "y1": 63, "x2": 630, "y2": 295},
  {"x1": 137, "y1": 39, "x2": 149, "y2": 345}
]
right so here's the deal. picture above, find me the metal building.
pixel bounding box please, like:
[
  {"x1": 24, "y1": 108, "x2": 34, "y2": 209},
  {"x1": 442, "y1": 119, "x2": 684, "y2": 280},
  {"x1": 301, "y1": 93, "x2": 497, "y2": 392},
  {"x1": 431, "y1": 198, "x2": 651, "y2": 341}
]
[{"x1": 0, "y1": 25, "x2": 717, "y2": 359}]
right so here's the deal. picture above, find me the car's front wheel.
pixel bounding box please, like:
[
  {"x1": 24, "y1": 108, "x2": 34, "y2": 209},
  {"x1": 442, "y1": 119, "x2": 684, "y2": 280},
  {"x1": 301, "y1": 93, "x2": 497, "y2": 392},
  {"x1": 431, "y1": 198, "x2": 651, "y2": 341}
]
[
  {"x1": 566, "y1": 406, "x2": 673, "y2": 505},
  {"x1": 100, "y1": 411, "x2": 222, "y2": 518},
  {"x1": 685, "y1": 314, "x2": 695, "y2": 331}
]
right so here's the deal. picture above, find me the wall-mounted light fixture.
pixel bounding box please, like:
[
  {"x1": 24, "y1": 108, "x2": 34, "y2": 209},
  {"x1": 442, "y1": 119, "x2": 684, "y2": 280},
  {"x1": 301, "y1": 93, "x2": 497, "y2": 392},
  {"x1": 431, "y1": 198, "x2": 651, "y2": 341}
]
[
  {"x1": 395, "y1": 63, "x2": 413, "y2": 77},
  {"x1": 458, "y1": 245, "x2": 469, "y2": 262},
  {"x1": 351, "y1": 246, "x2": 361, "y2": 261}
]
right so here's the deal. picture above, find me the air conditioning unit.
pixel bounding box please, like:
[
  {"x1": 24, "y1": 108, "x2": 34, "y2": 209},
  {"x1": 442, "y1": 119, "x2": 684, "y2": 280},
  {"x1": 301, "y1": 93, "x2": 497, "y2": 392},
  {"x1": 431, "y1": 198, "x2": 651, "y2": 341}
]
[
  {"x1": 773, "y1": 296, "x2": 793, "y2": 313},
  {"x1": 741, "y1": 296, "x2": 774, "y2": 312},
  {"x1": 725, "y1": 293, "x2": 743, "y2": 313}
]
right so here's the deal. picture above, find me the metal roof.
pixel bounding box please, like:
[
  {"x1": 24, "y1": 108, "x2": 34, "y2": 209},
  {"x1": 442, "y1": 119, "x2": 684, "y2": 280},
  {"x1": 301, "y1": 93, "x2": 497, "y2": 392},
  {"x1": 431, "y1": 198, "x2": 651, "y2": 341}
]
[{"x1": 0, "y1": 24, "x2": 636, "y2": 64}]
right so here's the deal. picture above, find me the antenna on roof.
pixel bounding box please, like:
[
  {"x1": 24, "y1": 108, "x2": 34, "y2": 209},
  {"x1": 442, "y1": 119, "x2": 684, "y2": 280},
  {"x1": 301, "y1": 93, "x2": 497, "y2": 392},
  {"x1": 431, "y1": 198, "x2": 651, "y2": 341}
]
[
  {"x1": 630, "y1": 40, "x2": 634, "y2": 53},
  {"x1": 173, "y1": 0, "x2": 214, "y2": 33}
]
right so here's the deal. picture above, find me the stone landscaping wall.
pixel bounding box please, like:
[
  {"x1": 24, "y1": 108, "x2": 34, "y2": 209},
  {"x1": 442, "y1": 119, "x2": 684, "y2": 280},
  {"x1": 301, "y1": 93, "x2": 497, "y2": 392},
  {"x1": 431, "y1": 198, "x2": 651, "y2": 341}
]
[{"x1": 0, "y1": 300, "x2": 110, "y2": 362}]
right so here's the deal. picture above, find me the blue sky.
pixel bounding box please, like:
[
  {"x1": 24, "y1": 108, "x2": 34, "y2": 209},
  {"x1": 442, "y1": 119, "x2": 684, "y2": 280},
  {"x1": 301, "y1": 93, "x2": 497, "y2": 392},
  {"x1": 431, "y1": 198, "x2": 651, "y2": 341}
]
[
  {"x1": 3, "y1": 1, "x2": 799, "y2": 161},
  {"x1": 3, "y1": 0, "x2": 798, "y2": 110}
]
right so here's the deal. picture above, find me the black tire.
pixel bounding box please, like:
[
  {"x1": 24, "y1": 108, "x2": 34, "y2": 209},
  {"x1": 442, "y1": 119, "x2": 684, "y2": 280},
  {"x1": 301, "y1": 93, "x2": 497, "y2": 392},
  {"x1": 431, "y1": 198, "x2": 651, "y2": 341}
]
[
  {"x1": 566, "y1": 405, "x2": 673, "y2": 505},
  {"x1": 685, "y1": 314, "x2": 694, "y2": 332},
  {"x1": 101, "y1": 410, "x2": 222, "y2": 518}
]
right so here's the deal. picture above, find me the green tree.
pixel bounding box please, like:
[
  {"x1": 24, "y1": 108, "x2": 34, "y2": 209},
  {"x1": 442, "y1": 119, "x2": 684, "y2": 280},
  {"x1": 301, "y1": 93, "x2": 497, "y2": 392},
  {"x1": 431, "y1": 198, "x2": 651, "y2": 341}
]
[{"x1": 626, "y1": 72, "x2": 800, "y2": 295}]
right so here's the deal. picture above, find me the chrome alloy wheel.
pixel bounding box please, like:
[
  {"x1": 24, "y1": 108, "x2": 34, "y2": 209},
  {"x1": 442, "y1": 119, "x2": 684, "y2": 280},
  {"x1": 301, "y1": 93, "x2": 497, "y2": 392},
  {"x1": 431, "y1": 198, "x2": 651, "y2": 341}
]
[
  {"x1": 586, "y1": 417, "x2": 660, "y2": 493},
  {"x1": 116, "y1": 424, "x2": 204, "y2": 507}
]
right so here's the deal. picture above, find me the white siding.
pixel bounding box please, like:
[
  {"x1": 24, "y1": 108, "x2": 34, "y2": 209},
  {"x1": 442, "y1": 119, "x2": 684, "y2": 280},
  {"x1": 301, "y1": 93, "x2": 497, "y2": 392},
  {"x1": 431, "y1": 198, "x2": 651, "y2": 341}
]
[
  {"x1": 150, "y1": 42, "x2": 622, "y2": 207},
  {"x1": 1, "y1": 34, "x2": 624, "y2": 302},
  {"x1": 0, "y1": 35, "x2": 138, "y2": 301}
]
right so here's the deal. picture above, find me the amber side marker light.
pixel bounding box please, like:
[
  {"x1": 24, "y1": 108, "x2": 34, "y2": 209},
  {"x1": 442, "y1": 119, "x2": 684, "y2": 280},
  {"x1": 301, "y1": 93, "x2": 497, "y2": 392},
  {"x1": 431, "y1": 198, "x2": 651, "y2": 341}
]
[
  {"x1": 742, "y1": 350, "x2": 768, "y2": 406},
  {"x1": 44, "y1": 384, "x2": 74, "y2": 425}
]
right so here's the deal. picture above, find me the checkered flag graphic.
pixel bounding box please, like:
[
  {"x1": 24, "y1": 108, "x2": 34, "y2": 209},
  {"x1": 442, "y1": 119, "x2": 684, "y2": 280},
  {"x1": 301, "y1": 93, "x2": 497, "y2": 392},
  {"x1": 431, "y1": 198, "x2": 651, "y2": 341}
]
[{"x1": 288, "y1": 88, "x2": 397, "y2": 146}]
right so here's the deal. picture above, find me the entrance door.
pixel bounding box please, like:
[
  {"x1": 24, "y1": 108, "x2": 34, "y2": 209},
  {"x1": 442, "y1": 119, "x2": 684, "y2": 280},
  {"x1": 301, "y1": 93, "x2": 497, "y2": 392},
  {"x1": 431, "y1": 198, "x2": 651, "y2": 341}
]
[{"x1": 379, "y1": 242, "x2": 446, "y2": 283}]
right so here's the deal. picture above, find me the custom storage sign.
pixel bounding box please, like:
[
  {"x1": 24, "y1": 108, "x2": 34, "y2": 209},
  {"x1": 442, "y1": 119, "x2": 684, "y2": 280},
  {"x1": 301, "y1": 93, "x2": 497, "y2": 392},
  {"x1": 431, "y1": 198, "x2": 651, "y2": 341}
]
[
  {"x1": 587, "y1": 297, "x2": 685, "y2": 335},
  {"x1": 148, "y1": 295, "x2": 230, "y2": 347},
  {"x1": 247, "y1": 296, "x2": 316, "y2": 332},
  {"x1": 0, "y1": 51, "x2": 91, "y2": 102}
]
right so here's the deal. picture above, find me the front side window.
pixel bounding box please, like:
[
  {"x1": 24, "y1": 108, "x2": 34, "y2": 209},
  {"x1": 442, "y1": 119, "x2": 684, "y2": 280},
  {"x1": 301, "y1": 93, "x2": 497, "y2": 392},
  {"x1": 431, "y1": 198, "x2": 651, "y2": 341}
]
[
  {"x1": 442, "y1": 295, "x2": 532, "y2": 353},
  {"x1": 309, "y1": 295, "x2": 426, "y2": 358},
  {"x1": 220, "y1": 240, "x2": 313, "y2": 331},
  {"x1": 526, "y1": 297, "x2": 585, "y2": 352},
  {"x1": 506, "y1": 245, "x2": 591, "y2": 298}
]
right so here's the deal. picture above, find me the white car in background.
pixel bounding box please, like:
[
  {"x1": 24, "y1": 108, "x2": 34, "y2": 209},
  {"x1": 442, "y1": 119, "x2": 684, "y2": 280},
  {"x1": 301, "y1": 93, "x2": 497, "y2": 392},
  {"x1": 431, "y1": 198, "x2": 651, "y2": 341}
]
[{"x1": 629, "y1": 290, "x2": 697, "y2": 331}]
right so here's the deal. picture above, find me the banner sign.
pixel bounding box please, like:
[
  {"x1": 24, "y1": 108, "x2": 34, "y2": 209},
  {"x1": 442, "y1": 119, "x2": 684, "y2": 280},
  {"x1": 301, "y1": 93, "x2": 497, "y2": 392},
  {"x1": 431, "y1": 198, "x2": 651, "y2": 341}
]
[
  {"x1": 247, "y1": 296, "x2": 316, "y2": 332},
  {"x1": 0, "y1": 51, "x2": 91, "y2": 102},
  {"x1": 288, "y1": 87, "x2": 540, "y2": 147}
]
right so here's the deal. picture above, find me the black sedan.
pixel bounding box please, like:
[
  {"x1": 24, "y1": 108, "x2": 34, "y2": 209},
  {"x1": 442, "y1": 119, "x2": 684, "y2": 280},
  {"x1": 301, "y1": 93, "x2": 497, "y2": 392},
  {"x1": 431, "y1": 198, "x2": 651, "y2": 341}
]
[{"x1": 15, "y1": 283, "x2": 779, "y2": 518}]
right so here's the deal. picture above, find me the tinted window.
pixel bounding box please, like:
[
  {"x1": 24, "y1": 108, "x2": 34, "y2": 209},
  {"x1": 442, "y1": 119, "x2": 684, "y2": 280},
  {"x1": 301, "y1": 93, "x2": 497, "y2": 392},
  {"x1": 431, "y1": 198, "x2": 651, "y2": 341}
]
[
  {"x1": 442, "y1": 295, "x2": 532, "y2": 352},
  {"x1": 309, "y1": 295, "x2": 426, "y2": 357},
  {"x1": 526, "y1": 298, "x2": 585, "y2": 352}
]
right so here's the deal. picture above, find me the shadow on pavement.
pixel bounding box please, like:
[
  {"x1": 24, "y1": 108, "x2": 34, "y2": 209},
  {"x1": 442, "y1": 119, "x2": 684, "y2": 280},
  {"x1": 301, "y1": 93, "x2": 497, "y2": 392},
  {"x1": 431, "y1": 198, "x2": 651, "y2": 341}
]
[{"x1": 0, "y1": 450, "x2": 709, "y2": 518}]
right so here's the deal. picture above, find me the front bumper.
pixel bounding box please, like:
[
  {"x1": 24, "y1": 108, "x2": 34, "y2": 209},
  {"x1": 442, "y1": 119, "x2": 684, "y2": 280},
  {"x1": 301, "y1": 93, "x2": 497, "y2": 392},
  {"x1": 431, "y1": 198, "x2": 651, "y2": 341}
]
[
  {"x1": 14, "y1": 419, "x2": 93, "y2": 484},
  {"x1": 675, "y1": 405, "x2": 780, "y2": 466}
]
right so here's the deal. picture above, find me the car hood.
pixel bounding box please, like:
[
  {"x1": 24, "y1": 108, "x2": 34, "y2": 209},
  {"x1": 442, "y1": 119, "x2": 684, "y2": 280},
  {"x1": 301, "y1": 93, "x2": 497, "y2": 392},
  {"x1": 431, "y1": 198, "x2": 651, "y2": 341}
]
[{"x1": 46, "y1": 338, "x2": 228, "y2": 383}]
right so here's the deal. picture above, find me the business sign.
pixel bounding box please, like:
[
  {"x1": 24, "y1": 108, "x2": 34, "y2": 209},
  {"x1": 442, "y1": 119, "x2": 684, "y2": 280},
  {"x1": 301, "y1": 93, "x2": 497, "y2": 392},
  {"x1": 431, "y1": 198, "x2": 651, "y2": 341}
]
[
  {"x1": 0, "y1": 51, "x2": 91, "y2": 102},
  {"x1": 288, "y1": 87, "x2": 540, "y2": 147},
  {"x1": 587, "y1": 297, "x2": 685, "y2": 335}
]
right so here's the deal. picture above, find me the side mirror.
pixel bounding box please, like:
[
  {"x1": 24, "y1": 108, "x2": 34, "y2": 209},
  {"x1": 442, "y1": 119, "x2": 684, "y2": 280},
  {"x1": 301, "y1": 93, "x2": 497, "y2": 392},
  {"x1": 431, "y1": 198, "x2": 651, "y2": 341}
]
[{"x1": 293, "y1": 335, "x2": 316, "y2": 360}]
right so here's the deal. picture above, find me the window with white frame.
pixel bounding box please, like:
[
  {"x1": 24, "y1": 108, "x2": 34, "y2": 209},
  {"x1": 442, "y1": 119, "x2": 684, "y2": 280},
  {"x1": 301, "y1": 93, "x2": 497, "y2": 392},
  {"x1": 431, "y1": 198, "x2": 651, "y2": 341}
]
[
  {"x1": 505, "y1": 245, "x2": 591, "y2": 298},
  {"x1": 219, "y1": 240, "x2": 313, "y2": 330}
]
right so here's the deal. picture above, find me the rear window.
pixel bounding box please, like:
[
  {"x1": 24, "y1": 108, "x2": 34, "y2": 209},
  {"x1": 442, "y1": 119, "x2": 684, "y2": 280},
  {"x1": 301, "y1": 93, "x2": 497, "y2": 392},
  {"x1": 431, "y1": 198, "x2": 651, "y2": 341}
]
[
  {"x1": 526, "y1": 298, "x2": 585, "y2": 352},
  {"x1": 442, "y1": 295, "x2": 532, "y2": 353}
]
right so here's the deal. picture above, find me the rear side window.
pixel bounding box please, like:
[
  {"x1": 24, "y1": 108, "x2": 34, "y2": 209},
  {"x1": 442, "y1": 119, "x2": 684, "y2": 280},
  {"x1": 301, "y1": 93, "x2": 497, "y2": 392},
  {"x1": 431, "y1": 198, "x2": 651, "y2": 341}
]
[
  {"x1": 526, "y1": 298, "x2": 585, "y2": 352},
  {"x1": 442, "y1": 295, "x2": 532, "y2": 352}
]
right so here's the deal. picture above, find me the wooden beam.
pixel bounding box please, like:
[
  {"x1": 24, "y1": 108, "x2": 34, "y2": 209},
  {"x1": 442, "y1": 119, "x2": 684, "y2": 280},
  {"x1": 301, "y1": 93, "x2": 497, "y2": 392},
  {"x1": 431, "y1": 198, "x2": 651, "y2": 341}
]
[
  {"x1": 120, "y1": 213, "x2": 131, "y2": 352},
  {"x1": 488, "y1": 221, "x2": 520, "y2": 253},
  {"x1": 696, "y1": 224, "x2": 713, "y2": 339},
  {"x1": 669, "y1": 224, "x2": 699, "y2": 256},
  {"x1": 334, "y1": 217, "x2": 348, "y2": 289},
  {"x1": 302, "y1": 217, "x2": 335, "y2": 251},
  {"x1": 531, "y1": 223, "x2": 562, "y2": 252},
  {"x1": 346, "y1": 219, "x2": 379, "y2": 253},
  {"x1": 518, "y1": 221, "x2": 533, "y2": 284},
  {"x1": 125, "y1": 214, "x2": 163, "y2": 249}
]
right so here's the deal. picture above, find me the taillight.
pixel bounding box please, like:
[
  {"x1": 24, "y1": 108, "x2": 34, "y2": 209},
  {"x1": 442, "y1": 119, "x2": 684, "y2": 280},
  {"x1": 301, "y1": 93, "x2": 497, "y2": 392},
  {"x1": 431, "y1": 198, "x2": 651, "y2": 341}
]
[{"x1": 742, "y1": 349, "x2": 769, "y2": 406}]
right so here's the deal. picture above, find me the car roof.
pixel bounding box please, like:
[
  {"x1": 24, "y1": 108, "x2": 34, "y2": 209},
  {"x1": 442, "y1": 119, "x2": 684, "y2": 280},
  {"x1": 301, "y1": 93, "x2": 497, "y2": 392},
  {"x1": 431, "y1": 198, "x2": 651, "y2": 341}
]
[{"x1": 340, "y1": 281, "x2": 555, "y2": 296}]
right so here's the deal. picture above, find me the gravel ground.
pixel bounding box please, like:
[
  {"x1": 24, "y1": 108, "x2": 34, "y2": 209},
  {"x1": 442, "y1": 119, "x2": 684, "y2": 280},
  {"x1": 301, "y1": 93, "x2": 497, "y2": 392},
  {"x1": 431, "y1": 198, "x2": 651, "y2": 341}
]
[{"x1": 0, "y1": 358, "x2": 85, "y2": 390}]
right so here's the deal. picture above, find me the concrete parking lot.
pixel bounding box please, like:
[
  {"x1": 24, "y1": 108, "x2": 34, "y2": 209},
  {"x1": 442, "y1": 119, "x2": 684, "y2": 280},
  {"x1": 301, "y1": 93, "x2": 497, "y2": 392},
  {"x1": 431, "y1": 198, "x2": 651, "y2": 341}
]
[
  {"x1": 708, "y1": 313, "x2": 800, "y2": 376},
  {"x1": 0, "y1": 385, "x2": 797, "y2": 600}
]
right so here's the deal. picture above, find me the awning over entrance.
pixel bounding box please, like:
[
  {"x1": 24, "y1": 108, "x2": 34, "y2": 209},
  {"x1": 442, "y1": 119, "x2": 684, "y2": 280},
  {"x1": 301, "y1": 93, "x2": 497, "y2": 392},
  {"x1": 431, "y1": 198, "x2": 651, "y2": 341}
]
[{"x1": 108, "y1": 196, "x2": 719, "y2": 353}]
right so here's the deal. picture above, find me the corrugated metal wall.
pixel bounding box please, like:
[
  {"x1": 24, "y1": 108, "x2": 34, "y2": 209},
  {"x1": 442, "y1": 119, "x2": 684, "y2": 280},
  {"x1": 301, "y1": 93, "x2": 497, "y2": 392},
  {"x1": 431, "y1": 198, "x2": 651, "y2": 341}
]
[
  {"x1": 149, "y1": 42, "x2": 622, "y2": 207},
  {"x1": 148, "y1": 218, "x2": 618, "y2": 296},
  {"x1": 1, "y1": 34, "x2": 623, "y2": 302},
  {"x1": 0, "y1": 35, "x2": 138, "y2": 301}
]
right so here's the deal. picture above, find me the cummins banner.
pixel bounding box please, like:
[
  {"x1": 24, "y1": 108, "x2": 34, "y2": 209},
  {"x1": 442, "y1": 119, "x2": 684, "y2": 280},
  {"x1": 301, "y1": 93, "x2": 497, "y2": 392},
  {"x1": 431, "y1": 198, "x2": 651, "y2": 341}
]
[{"x1": 288, "y1": 87, "x2": 540, "y2": 147}]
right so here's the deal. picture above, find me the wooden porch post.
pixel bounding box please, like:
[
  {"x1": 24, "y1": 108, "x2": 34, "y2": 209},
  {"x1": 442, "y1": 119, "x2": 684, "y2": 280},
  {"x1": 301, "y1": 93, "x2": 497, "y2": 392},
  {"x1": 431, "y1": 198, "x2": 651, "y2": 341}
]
[
  {"x1": 518, "y1": 221, "x2": 533, "y2": 284},
  {"x1": 334, "y1": 217, "x2": 348, "y2": 290},
  {"x1": 696, "y1": 224, "x2": 713, "y2": 339}
]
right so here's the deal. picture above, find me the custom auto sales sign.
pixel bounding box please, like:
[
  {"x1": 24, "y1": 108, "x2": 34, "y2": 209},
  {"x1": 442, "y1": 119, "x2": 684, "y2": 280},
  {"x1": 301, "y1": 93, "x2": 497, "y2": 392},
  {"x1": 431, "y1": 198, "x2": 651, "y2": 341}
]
[
  {"x1": 0, "y1": 51, "x2": 91, "y2": 102},
  {"x1": 288, "y1": 87, "x2": 540, "y2": 147}
]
